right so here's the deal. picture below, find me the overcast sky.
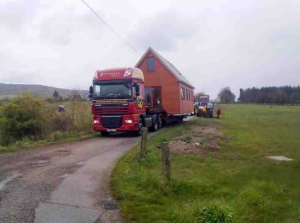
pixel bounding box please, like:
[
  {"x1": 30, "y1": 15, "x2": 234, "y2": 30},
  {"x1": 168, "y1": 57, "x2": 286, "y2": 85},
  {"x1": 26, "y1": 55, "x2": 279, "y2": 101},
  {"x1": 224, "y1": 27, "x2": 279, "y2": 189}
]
[{"x1": 1, "y1": 0, "x2": 299, "y2": 99}]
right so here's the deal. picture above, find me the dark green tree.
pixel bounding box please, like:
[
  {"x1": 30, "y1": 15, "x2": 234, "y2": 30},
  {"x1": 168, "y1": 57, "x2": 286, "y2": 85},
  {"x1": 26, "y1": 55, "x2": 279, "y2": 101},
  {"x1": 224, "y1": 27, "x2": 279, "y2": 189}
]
[
  {"x1": 53, "y1": 90, "x2": 60, "y2": 99},
  {"x1": 218, "y1": 87, "x2": 236, "y2": 104},
  {"x1": 239, "y1": 86, "x2": 300, "y2": 104}
]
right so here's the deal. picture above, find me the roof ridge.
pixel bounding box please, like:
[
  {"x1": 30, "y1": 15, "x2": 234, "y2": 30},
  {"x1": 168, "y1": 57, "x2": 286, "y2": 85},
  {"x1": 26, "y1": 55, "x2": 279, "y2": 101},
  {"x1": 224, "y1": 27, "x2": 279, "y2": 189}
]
[{"x1": 135, "y1": 47, "x2": 194, "y2": 89}]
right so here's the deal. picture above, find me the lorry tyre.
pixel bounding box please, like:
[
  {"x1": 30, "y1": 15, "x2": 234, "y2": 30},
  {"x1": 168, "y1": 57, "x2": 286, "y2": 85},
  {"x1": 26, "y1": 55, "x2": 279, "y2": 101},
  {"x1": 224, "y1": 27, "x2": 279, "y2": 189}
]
[
  {"x1": 101, "y1": 131, "x2": 109, "y2": 136},
  {"x1": 135, "y1": 118, "x2": 143, "y2": 136},
  {"x1": 150, "y1": 116, "x2": 158, "y2": 132},
  {"x1": 177, "y1": 117, "x2": 183, "y2": 124},
  {"x1": 158, "y1": 114, "x2": 163, "y2": 129}
]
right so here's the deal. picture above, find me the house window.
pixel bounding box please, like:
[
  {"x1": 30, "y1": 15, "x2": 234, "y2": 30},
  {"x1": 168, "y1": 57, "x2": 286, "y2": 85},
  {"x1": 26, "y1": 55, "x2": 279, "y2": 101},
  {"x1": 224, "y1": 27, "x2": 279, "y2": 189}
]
[{"x1": 147, "y1": 57, "x2": 154, "y2": 71}]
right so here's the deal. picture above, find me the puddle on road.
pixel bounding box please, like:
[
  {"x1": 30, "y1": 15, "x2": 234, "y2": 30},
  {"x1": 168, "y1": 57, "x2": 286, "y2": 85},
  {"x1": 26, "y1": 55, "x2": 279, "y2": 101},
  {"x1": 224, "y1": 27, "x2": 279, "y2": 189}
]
[
  {"x1": 0, "y1": 171, "x2": 22, "y2": 191},
  {"x1": 36, "y1": 160, "x2": 49, "y2": 164},
  {"x1": 27, "y1": 159, "x2": 51, "y2": 168},
  {"x1": 59, "y1": 174, "x2": 69, "y2": 178},
  {"x1": 267, "y1": 156, "x2": 293, "y2": 161}
]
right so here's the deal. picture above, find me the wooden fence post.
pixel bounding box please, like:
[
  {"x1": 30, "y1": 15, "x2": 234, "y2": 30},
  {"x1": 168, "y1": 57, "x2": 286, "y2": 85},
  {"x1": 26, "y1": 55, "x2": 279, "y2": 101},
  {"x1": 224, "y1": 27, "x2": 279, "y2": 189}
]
[
  {"x1": 140, "y1": 127, "x2": 148, "y2": 157},
  {"x1": 161, "y1": 142, "x2": 171, "y2": 181}
]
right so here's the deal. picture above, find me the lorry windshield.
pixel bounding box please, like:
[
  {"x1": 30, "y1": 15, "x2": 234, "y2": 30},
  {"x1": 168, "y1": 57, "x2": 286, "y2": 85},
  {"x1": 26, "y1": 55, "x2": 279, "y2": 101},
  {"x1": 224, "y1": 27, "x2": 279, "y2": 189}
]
[
  {"x1": 93, "y1": 82, "x2": 132, "y2": 99},
  {"x1": 200, "y1": 97, "x2": 209, "y2": 103}
]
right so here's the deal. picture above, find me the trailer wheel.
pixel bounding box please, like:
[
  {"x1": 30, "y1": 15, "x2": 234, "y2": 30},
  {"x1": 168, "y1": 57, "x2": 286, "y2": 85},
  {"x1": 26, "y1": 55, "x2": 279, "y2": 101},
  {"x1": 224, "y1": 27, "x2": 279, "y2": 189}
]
[
  {"x1": 101, "y1": 131, "x2": 109, "y2": 136},
  {"x1": 135, "y1": 118, "x2": 143, "y2": 136}
]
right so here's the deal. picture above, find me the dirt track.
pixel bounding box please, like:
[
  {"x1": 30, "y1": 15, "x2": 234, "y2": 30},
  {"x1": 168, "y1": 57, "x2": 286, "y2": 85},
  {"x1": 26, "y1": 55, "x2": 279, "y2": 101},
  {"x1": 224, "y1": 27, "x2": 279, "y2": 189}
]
[
  {"x1": 0, "y1": 117, "x2": 193, "y2": 223},
  {"x1": 0, "y1": 133, "x2": 149, "y2": 223}
]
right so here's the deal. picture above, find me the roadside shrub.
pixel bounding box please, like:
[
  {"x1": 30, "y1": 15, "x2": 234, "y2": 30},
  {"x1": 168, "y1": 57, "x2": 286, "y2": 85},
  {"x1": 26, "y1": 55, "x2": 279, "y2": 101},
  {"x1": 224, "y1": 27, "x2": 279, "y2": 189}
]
[
  {"x1": 0, "y1": 94, "x2": 93, "y2": 148},
  {"x1": 52, "y1": 112, "x2": 73, "y2": 132},
  {"x1": 195, "y1": 204, "x2": 233, "y2": 223},
  {"x1": 0, "y1": 94, "x2": 49, "y2": 145},
  {"x1": 51, "y1": 131, "x2": 64, "y2": 141},
  {"x1": 70, "y1": 101, "x2": 93, "y2": 133}
]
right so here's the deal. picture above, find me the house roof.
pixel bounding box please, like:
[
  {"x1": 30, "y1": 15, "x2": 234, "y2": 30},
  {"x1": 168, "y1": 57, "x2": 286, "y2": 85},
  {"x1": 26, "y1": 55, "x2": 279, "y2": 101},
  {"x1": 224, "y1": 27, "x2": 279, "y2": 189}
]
[{"x1": 135, "y1": 47, "x2": 194, "y2": 89}]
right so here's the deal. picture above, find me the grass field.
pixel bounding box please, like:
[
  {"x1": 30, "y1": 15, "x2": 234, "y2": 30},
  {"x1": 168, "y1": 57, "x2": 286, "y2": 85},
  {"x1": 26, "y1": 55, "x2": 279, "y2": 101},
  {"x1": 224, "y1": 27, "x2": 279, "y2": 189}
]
[{"x1": 112, "y1": 104, "x2": 300, "y2": 223}]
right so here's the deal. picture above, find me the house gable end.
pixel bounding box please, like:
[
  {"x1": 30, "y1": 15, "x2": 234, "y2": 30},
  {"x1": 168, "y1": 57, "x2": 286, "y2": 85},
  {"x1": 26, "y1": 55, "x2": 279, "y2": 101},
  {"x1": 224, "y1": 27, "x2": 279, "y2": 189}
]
[{"x1": 135, "y1": 47, "x2": 194, "y2": 89}]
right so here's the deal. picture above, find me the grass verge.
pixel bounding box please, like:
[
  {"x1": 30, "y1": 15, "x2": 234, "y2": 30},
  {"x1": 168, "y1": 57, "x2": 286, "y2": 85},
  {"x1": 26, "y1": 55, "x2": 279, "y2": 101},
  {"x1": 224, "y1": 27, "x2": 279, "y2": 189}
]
[{"x1": 111, "y1": 105, "x2": 300, "y2": 223}]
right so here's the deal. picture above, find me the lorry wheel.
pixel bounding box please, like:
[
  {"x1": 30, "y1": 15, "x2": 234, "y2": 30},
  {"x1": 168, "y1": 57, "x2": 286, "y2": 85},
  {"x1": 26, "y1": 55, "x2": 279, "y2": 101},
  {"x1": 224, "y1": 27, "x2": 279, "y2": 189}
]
[
  {"x1": 150, "y1": 116, "x2": 158, "y2": 132},
  {"x1": 101, "y1": 131, "x2": 109, "y2": 136},
  {"x1": 177, "y1": 117, "x2": 183, "y2": 124},
  {"x1": 135, "y1": 118, "x2": 143, "y2": 136},
  {"x1": 158, "y1": 115, "x2": 163, "y2": 129}
]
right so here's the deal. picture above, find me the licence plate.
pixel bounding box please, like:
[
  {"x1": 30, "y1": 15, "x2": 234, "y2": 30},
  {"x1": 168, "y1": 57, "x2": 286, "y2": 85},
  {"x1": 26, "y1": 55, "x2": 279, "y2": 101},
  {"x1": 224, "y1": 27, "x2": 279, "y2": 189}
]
[{"x1": 107, "y1": 129, "x2": 116, "y2": 132}]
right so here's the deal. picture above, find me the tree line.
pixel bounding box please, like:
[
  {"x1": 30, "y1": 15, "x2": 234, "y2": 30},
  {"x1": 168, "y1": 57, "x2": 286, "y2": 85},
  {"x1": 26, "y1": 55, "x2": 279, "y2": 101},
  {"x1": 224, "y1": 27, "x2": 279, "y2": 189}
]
[
  {"x1": 239, "y1": 86, "x2": 300, "y2": 105},
  {"x1": 194, "y1": 87, "x2": 236, "y2": 104}
]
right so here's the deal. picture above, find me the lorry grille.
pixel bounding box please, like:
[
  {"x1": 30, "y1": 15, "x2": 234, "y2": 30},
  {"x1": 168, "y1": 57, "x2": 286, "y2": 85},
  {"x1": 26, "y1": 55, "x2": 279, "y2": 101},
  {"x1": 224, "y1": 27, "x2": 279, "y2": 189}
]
[
  {"x1": 94, "y1": 104, "x2": 128, "y2": 115},
  {"x1": 101, "y1": 116, "x2": 122, "y2": 129}
]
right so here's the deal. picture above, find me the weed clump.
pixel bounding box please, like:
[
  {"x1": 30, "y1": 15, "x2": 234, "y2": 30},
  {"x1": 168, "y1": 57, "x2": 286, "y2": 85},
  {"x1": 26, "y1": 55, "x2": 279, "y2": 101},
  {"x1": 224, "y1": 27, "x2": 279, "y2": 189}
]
[{"x1": 196, "y1": 204, "x2": 233, "y2": 223}]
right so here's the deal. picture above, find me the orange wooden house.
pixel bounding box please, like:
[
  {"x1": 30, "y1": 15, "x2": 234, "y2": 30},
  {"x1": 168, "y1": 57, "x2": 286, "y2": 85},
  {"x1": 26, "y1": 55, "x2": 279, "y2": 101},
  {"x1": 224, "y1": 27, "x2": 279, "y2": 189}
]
[{"x1": 135, "y1": 47, "x2": 195, "y2": 116}]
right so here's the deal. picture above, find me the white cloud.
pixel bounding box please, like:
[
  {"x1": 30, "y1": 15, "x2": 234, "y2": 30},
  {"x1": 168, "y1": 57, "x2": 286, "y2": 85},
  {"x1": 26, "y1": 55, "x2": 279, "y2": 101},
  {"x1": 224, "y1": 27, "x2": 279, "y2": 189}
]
[
  {"x1": 130, "y1": 10, "x2": 199, "y2": 51},
  {"x1": 0, "y1": 0, "x2": 300, "y2": 98}
]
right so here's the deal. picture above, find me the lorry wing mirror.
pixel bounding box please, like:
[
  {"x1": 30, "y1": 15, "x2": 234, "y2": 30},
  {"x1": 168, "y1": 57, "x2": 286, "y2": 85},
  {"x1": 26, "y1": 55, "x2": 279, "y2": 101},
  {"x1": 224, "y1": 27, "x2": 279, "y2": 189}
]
[
  {"x1": 147, "y1": 94, "x2": 151, "y2": 105},
  {"x1": 89, "y1": 86, "x2": 93, "y2": 99},
  {"x1": 134, "y1": 84, "x2": 140, "y2": 96}
]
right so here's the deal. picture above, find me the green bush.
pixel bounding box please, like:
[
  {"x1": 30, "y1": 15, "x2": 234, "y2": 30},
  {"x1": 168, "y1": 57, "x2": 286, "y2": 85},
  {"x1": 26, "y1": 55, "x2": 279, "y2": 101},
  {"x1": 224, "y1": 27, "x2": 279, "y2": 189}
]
[
  {"x1": 0, "y1": 94, "x2": 93, "y2": 150},
  {"x1": 0, "y1": 94, "x2": 50, "y2": 145},
  {"x1": 196, "y1": 204, "x2": 233, "y2": 223},
  {"x1": 51, "y1": 131, "x2": 64, "y2": 141}
]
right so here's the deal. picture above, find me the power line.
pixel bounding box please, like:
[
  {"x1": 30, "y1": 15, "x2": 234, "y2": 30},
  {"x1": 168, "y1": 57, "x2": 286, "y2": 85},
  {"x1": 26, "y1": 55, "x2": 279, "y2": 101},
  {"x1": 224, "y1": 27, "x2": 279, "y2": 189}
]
[{"x1": 80, "y1": 0, "x2": 140, "y2": 55}]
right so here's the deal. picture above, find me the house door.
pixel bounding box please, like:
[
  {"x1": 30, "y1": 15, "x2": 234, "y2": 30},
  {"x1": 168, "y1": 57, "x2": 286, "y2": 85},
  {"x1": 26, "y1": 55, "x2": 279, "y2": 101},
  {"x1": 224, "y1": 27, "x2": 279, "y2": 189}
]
[{"x1": 153, "y1": 87, "x2": 162, "y2": 108}]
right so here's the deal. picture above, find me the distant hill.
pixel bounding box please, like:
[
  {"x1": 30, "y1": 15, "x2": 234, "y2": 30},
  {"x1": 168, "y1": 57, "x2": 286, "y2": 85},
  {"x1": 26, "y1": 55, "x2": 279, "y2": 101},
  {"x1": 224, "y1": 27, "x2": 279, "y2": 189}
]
[{"x1": 0, "y1": 83, "x2": 88, "y2": 100}]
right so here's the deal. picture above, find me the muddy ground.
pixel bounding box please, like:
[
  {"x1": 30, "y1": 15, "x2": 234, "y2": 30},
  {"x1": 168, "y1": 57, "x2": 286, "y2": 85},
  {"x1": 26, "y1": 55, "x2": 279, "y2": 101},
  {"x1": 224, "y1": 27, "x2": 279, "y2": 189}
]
[{"x1": 169, "y1": 120, "x2": 224, "y2": 155}]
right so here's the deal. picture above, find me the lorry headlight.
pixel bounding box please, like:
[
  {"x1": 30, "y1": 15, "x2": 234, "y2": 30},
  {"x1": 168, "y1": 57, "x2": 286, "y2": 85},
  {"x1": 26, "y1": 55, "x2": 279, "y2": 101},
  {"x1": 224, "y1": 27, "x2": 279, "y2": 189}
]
[
  {"x1": 94, "y1": 120, "x2": 100, "y2": 124},
  {"x1": 125, "y1": 120, "x2": 133, "y2": 124}
]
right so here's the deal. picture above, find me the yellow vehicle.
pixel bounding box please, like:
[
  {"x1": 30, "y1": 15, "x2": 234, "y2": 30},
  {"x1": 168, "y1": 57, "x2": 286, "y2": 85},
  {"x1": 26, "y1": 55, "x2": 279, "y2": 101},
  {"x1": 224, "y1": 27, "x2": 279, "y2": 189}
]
[{"x1": 196, "y1": 95, "x2": 214, "y2": 118}]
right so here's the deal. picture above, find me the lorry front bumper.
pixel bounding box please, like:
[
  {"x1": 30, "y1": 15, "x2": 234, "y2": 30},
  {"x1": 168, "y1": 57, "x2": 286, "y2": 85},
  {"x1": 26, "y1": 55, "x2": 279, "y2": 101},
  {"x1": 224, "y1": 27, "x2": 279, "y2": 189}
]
[{"x1": 93, "y1": 114, "x2": 139, "y2": 132}]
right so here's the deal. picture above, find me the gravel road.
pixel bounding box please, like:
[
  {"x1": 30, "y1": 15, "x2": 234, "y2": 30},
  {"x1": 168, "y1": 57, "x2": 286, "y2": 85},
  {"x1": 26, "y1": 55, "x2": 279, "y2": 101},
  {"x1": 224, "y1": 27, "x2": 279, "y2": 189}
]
[{"x1": 0, "y1": 117, "x2": 193, "y2": 223}]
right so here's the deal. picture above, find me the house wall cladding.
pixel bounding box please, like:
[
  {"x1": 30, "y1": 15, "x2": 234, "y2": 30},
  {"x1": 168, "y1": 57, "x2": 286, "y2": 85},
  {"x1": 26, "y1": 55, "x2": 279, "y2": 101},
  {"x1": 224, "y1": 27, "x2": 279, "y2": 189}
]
[
  {"x1": 138, "y1": 52, "x2": 180, "y2": 114},
  {"x1": 179, "y1": 83, "x2": 194, "y2": 114},
  {"x1": 137, "y1": 50, "x2": 194, "y2": 115}
]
